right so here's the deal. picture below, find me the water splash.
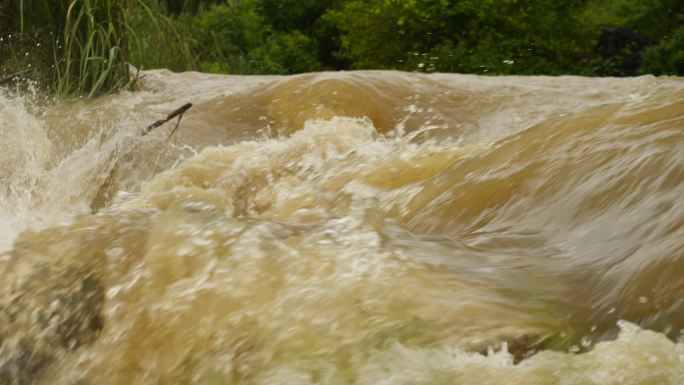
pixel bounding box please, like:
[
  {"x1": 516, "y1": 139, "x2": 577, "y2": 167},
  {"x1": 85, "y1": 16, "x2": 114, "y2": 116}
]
[{"x1": 1, "y1": 71, "x2": 683, "y2": 385}]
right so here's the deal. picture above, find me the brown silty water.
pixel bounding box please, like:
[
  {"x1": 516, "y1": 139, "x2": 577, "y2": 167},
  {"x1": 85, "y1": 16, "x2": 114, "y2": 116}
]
[{"x1": 0, "y1": 70, "x2": 683, "y2": 384}]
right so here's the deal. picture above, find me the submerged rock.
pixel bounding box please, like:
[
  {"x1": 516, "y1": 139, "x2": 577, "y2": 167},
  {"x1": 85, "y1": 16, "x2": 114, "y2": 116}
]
[{"x1": 0, "y1": 228, "x2": 108, "y2": 384}]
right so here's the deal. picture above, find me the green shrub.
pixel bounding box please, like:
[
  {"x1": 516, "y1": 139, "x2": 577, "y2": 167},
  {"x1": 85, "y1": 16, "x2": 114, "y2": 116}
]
[
  {"x1": 175, "y1": 1, "x2": 264, "y2": 73},
  {"x1": 128, "y1": 0, "x2": 195, "y2": 72},
  {"x1": 325, "y1": 0, "x2": 589, "y2": 75},
  {"x1": 641, "y1": 27, "x2": 684, "y2": 75},
  {"x1": 175, "y1": 1, "x2": 322, "y2": 74},
  {"x1": 249, "y1": 30, "x2": 320, "y2": 74},
  {"x1": 579, "y1": 0, "x2": 683, "y2": 40}
]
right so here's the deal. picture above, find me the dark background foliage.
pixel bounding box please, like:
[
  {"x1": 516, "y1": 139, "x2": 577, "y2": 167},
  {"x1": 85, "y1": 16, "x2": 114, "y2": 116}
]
[{"x1": 1, "y1": 0, "x2": 682, "y2": 95}]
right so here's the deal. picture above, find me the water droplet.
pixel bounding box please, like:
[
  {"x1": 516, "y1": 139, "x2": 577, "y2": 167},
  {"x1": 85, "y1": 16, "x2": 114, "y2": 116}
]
[
  {"x1": 107, "y1": 286, "x2": 122, "y2": 298},
  {"x1": 106, "y1": 247, "x2": 124, "y2": 258},
  {"x1": 581, "y1": 336, "x2": 592, "y2": 347},
  {"x1": 639, "y1": 296, "x2": 648, "y2": 303},
  {"x1": 192, "y1": 237, "x2": 212, "y2": 247},
  {"x1": 50, "y1": 299, "x2": 61, "y2": 311},
  {"x1": 177, "y1": 244, "x2": 195, "y2": 257}
]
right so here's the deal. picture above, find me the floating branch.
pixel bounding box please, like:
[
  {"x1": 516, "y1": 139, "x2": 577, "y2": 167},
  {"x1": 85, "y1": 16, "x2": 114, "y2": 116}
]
[{"x1": 142, "y1": 102, "x2": 193, "y2": 137}]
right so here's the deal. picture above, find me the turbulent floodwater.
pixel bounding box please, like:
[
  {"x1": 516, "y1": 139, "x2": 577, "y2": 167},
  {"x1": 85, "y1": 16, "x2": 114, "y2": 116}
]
[{"x1": 1, "y1": 70, "x2": 683, "y2": 385}]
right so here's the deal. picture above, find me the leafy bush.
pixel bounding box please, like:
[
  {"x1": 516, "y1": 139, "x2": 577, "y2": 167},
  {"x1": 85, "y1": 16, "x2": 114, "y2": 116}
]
[
  {"x1": 175, "y1": 1, "x2": 264, "y2": 73},
  {"x1": 641, "y1": 27, "x2": 684, "y2": 75},
  {"x1": 128, "y1": 0, "x2": 195, "y2": 73},
  {"x1": 248, "y1": 31, "x2": 320, "y2": 74},
  {"x1": 325, "y1": 0, "x2": 590, "y2": 74},
  {"x1": 175, "y1": 1, "x2": 322, "y2": 74}
]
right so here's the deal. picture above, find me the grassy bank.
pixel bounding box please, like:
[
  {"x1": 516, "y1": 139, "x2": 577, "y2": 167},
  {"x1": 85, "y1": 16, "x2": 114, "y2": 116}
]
[
  {"x1": 1, "y1": 0, "x2": 133, "y2": 96},
  {"x1": 1, "y1": 0, "x2": 682, "y2": 97}
]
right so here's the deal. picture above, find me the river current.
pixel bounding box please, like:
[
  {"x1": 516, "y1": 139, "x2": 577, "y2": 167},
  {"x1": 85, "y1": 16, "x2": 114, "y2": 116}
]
[{"x1": 1, "y1": 70, "x2": 683, "y2": 384}]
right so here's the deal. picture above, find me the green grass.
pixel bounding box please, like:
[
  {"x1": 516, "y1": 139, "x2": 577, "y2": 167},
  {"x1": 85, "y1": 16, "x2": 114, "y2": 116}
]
[
  {"x1": 2, "y1": 0, "x2": 201, "y2": 97},
  {"x1": 53, "y1": 0, "x2": 131, "y2": 97},
  {"x1": 127, "y1": 0, "x2": 196, "y2": 72}
]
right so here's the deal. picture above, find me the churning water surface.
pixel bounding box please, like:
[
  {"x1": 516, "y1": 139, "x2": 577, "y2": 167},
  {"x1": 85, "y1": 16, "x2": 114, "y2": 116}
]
[{"x1": 1, "y1": 70, "x2": 683, "y2": 385}]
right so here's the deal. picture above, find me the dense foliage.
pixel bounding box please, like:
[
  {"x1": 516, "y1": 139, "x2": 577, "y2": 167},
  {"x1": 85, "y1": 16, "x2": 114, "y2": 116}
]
[
  {"x1": 1, "y1": 0, "x2": 682, "y2": 96},
  {"x1": 138, "y1": 0, "x2": 684, "y2": 76}
]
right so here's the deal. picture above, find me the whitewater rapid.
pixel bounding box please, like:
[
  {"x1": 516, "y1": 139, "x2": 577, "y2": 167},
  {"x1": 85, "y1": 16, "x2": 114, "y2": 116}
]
[{"x1": 1, "y1": 71, "x2": 683, "y2": 385}]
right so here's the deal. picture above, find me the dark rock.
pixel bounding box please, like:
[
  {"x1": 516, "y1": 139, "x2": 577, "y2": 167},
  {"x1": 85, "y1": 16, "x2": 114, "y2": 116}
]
[{"x1": 0, "y1": 252, "x2": 104, "y2": 385}]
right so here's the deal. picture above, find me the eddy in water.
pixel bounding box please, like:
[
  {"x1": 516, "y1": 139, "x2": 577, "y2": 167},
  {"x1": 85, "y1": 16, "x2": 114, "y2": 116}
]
[{"x1": 1, "y1": 71, "x2": 683, "y2": 385}]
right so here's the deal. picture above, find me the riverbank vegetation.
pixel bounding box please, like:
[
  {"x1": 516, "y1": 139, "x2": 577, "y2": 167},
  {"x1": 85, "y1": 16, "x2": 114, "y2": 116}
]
[{"x1": 1, "y1": 0, "x2": 682, "y2": 96}]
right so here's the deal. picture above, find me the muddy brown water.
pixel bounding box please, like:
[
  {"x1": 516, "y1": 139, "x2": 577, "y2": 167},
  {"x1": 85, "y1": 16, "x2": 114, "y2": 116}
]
[{"x1": 1, "y1": 70, "x2": 683, "y2": 384}]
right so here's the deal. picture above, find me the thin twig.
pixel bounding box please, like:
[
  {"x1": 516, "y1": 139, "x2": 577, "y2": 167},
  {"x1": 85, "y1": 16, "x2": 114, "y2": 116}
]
[
  {"x1": 142, "y1": 102, "x2": 192, "y2": 136},
  {"x1": 168, "y1": 113, "x2": 184, "y2": 143}
]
